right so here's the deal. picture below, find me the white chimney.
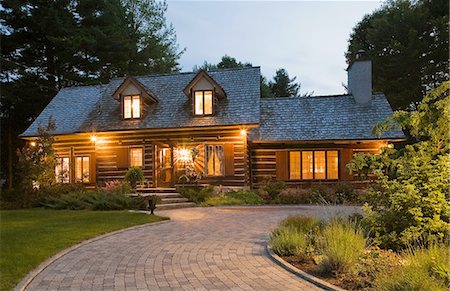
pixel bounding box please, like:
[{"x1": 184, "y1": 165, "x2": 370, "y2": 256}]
[{"x1": 347, "y1": 50, "x2": 372, "y2": 104}]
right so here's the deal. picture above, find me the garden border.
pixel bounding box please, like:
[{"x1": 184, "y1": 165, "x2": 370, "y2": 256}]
[
  {"x1": 266, "y1": 244, "x2": 346, "y2": 291},
  {"x1": 15, "y1": 219, "x2": 171, "y2": 291}
]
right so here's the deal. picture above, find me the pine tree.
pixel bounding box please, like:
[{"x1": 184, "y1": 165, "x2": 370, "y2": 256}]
[{"x1": 269, "y1": 69, "x2": 300, "y2": 97}]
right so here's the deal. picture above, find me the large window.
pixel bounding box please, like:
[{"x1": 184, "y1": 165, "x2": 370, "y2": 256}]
[
  {"x1": 55, "y1": 157, "x2": 70, "y2": 183},
  {"x1": 194, "y1": 90, "x2": 213, "y2": 115},
  {"x1": 289, "y1": 150, "x2": 339, "y2": 180},
  {"x1": 75, "y1": 156, "x2": 90, "y2": 183},
  {"x1": 205, "y1": 145, "x2": 224, "y2": 176},
  {"x1": 130, "y1": 147, "x2": 143, "y2": 167},
  {"x1": 124, "y1": 95, "x2": 140, "y2": 119}
]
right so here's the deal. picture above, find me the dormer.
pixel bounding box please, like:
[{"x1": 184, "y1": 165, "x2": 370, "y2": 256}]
[
  {"x1": 112, "y1": 76, "x2": 158, "y2": 120},
  {"x1": 184, "y1": 70, "x2": 226, "y2": 116}
]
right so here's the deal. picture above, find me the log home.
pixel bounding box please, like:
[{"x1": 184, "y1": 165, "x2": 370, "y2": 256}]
[{"x1": 21, "y1": 54, "x2": 404, "y2": 189}]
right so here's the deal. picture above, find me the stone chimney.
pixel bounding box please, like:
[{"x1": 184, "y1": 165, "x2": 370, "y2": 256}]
[{"x1": 347, "y1": 50, "x2": 372, "y2": 104}]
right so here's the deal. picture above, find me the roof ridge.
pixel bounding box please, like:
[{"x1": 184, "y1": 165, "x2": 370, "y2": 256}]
[{"x1": 59, "y1": 84, "x2": 106, "y2": 90}]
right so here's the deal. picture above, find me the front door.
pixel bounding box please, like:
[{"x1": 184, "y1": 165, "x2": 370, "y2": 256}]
[{"x1": 155, "y1": 144, "x2": 173, "y2": 187}]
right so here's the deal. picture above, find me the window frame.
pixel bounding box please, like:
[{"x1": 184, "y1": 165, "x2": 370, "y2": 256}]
[
  {"x1": 74, "y1": 155, "x2": 91, "y2": 183},
  {"x1": 204, "y1": 144, "x2": 224, "y2": 177},
  {"x1": 129, "y1": 147, "x2": 144, "y2": 168},
  {"x1": 193, "y1": 90, "x2": 214, "y2": 116},
  {"x1": 123, "y1": 95, "x2": 141, "y2": 119},
  {"x1": 55, "y1": 156, "x2": 70, "y2": 183},
  {"x1": 288, "y1": 149, "x2": 340, "y2": 181}
]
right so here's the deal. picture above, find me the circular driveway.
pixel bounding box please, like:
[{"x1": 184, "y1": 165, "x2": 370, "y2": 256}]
[{"x1": 25, "y1": 205, "x2": 359, "y2": 290}]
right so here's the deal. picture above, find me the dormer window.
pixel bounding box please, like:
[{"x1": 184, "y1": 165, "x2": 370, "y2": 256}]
[
  {"x1": 194, "y1": 90, "x2": 213, "y2": 116},
  {"x1": 124, "y1": 95, "x2": 140, "y2": 119}
]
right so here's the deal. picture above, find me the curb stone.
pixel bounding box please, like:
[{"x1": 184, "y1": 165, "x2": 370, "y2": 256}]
[
  {"x1": 15, "y1": 219, "x2": 171, "y2": 291},
  {"x1": 266, "y1": 244, "x2": 347, "y2": 291}
]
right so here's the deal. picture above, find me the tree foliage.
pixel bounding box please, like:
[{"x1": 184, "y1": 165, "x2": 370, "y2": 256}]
[
  {"x1": 346, "y1": 0, "x2": 449, "y2": 110},
  {"x1": 348, "y1": 82, "x2": 450, "y2": 250},
  {"x1": 1, "y1": 0, "x2": 182, "y2": 186},
  {"x1": 269, "y1": 68, "x2": 301, "y2": 97}
]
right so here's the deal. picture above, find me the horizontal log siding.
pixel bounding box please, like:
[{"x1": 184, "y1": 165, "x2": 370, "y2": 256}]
[
  {"x1": 52, "y1": 128, "x2": 248, "y2": 187},
  {"x1": 250, "y1": 141, "x2": 388, "y2": 188}
]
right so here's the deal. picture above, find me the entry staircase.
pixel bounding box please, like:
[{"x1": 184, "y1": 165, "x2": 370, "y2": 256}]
[{"x1": 135, "y1": 186, "x2": 196, "y2": 210}]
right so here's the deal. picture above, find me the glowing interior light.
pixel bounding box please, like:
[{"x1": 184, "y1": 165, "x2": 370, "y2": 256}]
[{"x1": 177, "y1": 148, "x2": 192, "y2": 163}]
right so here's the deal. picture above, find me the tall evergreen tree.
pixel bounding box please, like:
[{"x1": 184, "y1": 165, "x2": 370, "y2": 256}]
[
  {"x1": 0, "y1": 0, "x2": 182, "y2": 188},
  {"x1": 346, "y1": 0, "x2": 449, "y2": 110},
  {"x1": 269, "y1": 68, "x2": 300, "y2": 97}
]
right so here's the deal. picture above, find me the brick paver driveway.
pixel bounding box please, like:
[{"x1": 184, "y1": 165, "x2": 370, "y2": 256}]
[{"x1": 25, "y1": 205, "x2": 359, "y2": 290}]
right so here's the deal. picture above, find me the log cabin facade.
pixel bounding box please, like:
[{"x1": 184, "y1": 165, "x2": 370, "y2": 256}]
[{"x1": 21, "y1": 56, "x2": 404, "y2": 189}]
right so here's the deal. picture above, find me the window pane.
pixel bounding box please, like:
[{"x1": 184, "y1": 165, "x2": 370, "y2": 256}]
[
  {"x1": 206, "y1": 145, "x2": 213, "y2": 175},
  {"x1": 82, "y1": 157, "x2": 90, "y2": 183},
  {"x1": 195, "y1": 91, "x2": 203, "y2": 115},
  {"x1": 302, "y1": 151, "x2": 313, "y2": 179},
  {"x1": 204, "y1": 91, "x2": 213, "y2": 115},
  {"x1": 124, "y1": 96, "x2": 132, "y2": 119},
  {"x1": 62, "y1": 157, "x2": 70, "y2": 183},
  {"x1": 314, "y1": 151, "x2": 326, "y2": 180},
  {"x1": 75, "y1": 157, "x2": 82, "y2": 182},
  {"x1": 55, "y1": 158, "x2": 62, "y2": 183},
  {"x1": 132, "y1": 96, "x2": 140, "y2": 118},
  {"x1": 289, "y1": 151, "x2": 301, "y2": 180},
  {"x1": 327, "y1": 151, "x2": 339, "y2": 179},
  {"x1": 130, "y1": 148, "x2": 143, "y2": 167},
  {"x1": 214, "y1": 145, "x2": 224, "y2": 176}
]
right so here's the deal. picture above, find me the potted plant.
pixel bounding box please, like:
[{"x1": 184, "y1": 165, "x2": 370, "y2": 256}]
[{"x1": 124, "y1": 167, "x2": 145, "y2": 192}]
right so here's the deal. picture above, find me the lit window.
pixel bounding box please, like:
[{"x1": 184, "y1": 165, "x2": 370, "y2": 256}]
[
  {"x1": 124, "y1": 95, "x2": 140, "y2": 119},
  {"x1": 302, "y1": 151, "x2": 314, "y2": 179},
  {"x1": 327, "y1": 151, "x2": 339, "y2": 179},
  {"x1": 194, "y1": 91, "x2": 213, "y2": 115},
  {"x1": 290, "y1": 150, "x2": 339, "y2": 180},
  {"x1": 75, "y1": 156, "x2": 90, "y2": 183},
  {"x1": 289, "y1": 151, "x2": 300, "y2": 179},
  {"x1": 205, "y1": 145, "x2": 223, "y2": 176},
  {"x1": 55, "y1": 157, "x2": 70, "y2": 183},
  {"x1": 130, "y1": 148, "x2": 143, "y2": 167}
]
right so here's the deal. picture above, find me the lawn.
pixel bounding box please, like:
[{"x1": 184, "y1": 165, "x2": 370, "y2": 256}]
[{"x1": 0, "y1": 209, "x2": 167, "y2": 291}]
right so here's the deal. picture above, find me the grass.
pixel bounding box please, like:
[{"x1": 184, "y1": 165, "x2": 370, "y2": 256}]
[
  {"x1": 319, "y1": 219, "x2": 366, "y2": 274},
  {"x1": 0, "y1": 209, "x2": 167, "y2": 291},
  {"x1": 270, "y1": 226, "x2": 309, "y2": 259},
  {"x1": 376, "y1": 244, "x2": 450, "y2": 291},
  {"x1": 201, "y1": 190, "x2": 264, "y2": 206}
]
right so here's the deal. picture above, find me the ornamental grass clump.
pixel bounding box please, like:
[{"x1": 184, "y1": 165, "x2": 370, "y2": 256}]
[
  {"x1": 280, "y1": 215, "x2": 320, "y2": 234},
  {"x1": 270, "y1": 226, "x2": 309, "y2": 260},
  {"x1": 319, "y1": 219, "x2": 366, "y2": 275},
  {"x1": 376, "y1": 244, "x2": 450, "y2": 291}
]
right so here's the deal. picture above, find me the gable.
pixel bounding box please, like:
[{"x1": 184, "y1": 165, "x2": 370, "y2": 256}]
[
  {"x1": 183, "y1": 70, "x2": 227, "y2": 99},
  {"x1": 112, "y1": 76, "x2": 158, "y2": 103}
]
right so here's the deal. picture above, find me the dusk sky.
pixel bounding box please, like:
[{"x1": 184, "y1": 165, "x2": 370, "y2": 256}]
[{"x1": 166, "y1": 1, "x2": 383, "y2": 96}]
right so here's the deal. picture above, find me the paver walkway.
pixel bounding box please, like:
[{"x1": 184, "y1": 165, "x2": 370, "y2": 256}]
[{"x1": 25, "y1": 205, "x2": 359, "y2": 290}]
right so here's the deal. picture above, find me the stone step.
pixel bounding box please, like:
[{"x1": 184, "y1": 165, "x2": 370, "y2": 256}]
[
  {"x1": 156, "y1": 202, "x2": 196, "y2": 210},
  {"x1": 136, "y1": 187, "x2": 176, "y2": 193},
  {"x1": 153, "y1": 193, "x2": 184, "y2": 199},
  {"x1": 159, "y1": 197, "x2": 189, "y2": 204}
]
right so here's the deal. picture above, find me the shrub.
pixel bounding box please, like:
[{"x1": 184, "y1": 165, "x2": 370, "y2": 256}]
[
  {"x1": 257, "y1": 177, "x2": 286, "y2": 201},
  {"x1": 309, "y1": 184, "x2": 334, "y2": 204},
  {"x1": 376, "y1": 244, "x2": 449, "y2": 291},
  {"x1": 333, "y1": 181, "x2": 356, "y2": 204},
  {"x1": 201, "y1": 196, "x2": 242, "y2": 206},
  {"x1": 177, "y1": 185, "x2": 214, "y2": 203},
  {"x1": 280, "y1": 215, "x2": 320, "y2": 234},
  {"x1": 276, "y1": 188, "x2": 311, "y2": 204},
  {"x1": 226, "y1": 189, "x2": 263, "y2": 205},
  {"x1": 41, "y1": 189, "x2": 144, "y2": 210},
  {"x1": 319, "y1": 219, "x2": 366, "y2": 275},
  {"x1": 124, "y1": 167, "x2": 145, "y2": 189},
  {"x1": 270, "y1": 226, "x2": 309, "y2": 260},
  {"x1": 102, "y1": 180, "x2": 131, "y2": 195}
]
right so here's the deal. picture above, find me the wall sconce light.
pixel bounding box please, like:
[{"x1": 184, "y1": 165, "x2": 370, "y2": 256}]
[
  {"x1": 90, "y1": 135, "x2": 97, "y2": 143},
  {"x1": 240, "y1": 129, "x2": 247, "y2": 136},
  {"x1": 387, "y1": 143, "x2": 394, "y2": 149},
  {"x1": 177, "y1": 148, "x2": 192, "y2": 164},
  {"x1": 30, "y1": 141, "x2": 36, "y2": 147}
]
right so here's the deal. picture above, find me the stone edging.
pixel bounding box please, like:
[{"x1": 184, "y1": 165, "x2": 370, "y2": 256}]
[
  {"x1": 265, "y1": 244, "x2": 346, "y2": 291},
  {"x1": 15, "y1": 219, "x2": 171, "y2": 291}
]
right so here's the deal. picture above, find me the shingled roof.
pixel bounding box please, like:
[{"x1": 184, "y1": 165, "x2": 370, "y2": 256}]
[
  {"x1": 21, "y1": 67, "x2": 261, "y2": 136},
  {"x1": 250, "y1": 94, "x2": 404, "y2": 141}
]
